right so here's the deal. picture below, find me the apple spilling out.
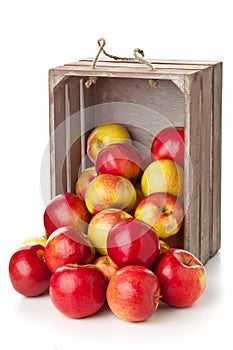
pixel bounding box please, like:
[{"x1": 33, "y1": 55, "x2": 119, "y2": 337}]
[
  {"x1": 43, "y1": 192, "x2": 91, "y2": 237},
  {"x1": 107, "y1": 265, "x2": 161, "y2": 322},
  {"x1": 9, "y1": 244, "x2": 52, "y2": 297},
  {"x1": 44, "y1": 227, "x2": 96, "y2": 273},
  {"x1": 9, "y1": 122, "x2": 207, "y2": 322},
  {"x1": 49, "y1": 264, "x2": 106, "y2": 318}
]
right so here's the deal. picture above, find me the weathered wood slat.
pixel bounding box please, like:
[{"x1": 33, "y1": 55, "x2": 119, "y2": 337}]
[
  {"x1": 77, "y1": 57, "x2": 218, "y2": 65},
  {"x1": 67, "y1": 79, "x2": 82, "y2": 193},
  {"x1": 211, "y1": 62, "x2": 222, "y2": 256},
  {"x1": 51, "y1": 66, "x2": 199, "y2": 77},
  {"x1": 70, "y1": 60, "x2": 211, "y2": 70},
  {"x1": 199, "y1": 67, "x2": 212, "y2": 264},
  {"x1": 183, "y1": 73, "x2": 202, "y2": 259},
  {"x1": 49, "y1": 71, "x2": 67, "y2": 197}
]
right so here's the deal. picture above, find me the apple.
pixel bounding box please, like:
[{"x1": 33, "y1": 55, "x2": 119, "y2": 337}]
[
  {"x1": 106, "y1": 265, "x2": 161, "y2": 322},
  {"x1": 44, "y1": 227, "x2": 95, "y2": 273},
  {"x1": 107, "y1": 217, "x2": 160, "y2": 268},
  {"x1": 49, "y1": 264, "x2": 106, "y2": 318},
  {"x1": 43, "y1": 192, "x2": 91, "y2": 238},
  {"x1": 94, "y1": 255, "x2": 119, "y2": 282},
  {"x1": 95, "y1": 143, "x2": 142, "y2": 180},
  {"x1": 22, "y1": 234, "x2": 47, "y2": 247},
  {"x1": 9, "y1": 244, "x2": 52, "y2": 297},
  {"x1": 75, "y1": 167, "x2": 97, "y2": 200},
  {"x1": 87, "y1": 123, "x2": 132, "y2": 163},
  {"x1": 85, "y1": 174, "x2": 137, "y2": 215},
  {"x1": 141, "y1": 160, "x2": 184, "y2": 200},
  {"x1": 159, "y1": 240, "x2": 170, "y2": 254},
  {"x1": 154, "y1": 248, "x2": 206, "y2": 307},
  {"x1": 88, "y1": 208, "x2": 132, "y2": 255},
  {"x1": 126, "y1": 180, "x2": 144, "y2": 215},
  {"x1": 151, "y1": 126, "x2": 184, "y2": 166},
  {"x1": 134, "y1": 192, "x2": 184, "y2": 239}
]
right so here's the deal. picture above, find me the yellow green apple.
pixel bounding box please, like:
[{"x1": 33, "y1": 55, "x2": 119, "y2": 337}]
[
  {"x1": 85, "y1": 174, "x2": 137, "y2": 215},
  {"x1": 134, "y1": 192, "x2": 184, "y2": 239},
  {"x1": 22, "y1": 235, "x2": 48, "y2": 247},
  {"x1": 75, "y1": 167, "x2": 97, "y2": 200},
  {"x1": 141, "y1": 160, "x2": 184, "y2": 200},
  {"x1": 88, "y1": 208, "x2": 132, "y2": 255},
  {"x1": 87, "y1": 123, "x2": 132, "y2": 163}
]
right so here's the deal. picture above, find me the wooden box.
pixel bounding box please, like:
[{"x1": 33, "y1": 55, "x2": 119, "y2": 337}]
[{"x1": 48, "y1": 58, "x2": 222, "y2": 264}]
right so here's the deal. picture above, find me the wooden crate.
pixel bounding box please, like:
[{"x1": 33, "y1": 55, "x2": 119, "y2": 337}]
[{"x1": 48, "y1": 58, "x2": 222, "y2": 264}]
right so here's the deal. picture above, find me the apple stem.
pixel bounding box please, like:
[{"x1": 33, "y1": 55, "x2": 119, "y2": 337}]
[
  {"x1": 37, "y1": 249, "x2": 46, "y2": 262},
  {"x1": 186, "y1": 258, "x2": 193, "y2": 266},
  {"x1": 162, "y1": 207, "x2": 172, "y2": 216}
]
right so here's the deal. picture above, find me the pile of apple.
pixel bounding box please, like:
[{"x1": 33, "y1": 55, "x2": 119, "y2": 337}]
[{"x1": 9, "y1": 123, "x2": 207, "y2": 322}]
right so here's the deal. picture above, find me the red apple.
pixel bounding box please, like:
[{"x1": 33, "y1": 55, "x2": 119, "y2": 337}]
[
  {"x1": 9, "y1": 244, "x2": 52, "y2": 297},
  {"x1": 154, "y1": 248, "x2": 206, "y2": 307},
  {"x1": 87, "y1": 123, "x2": 132, "y2": 163},
  {"x1": 107, "y1": 218, "x2": 160, "y2": 268},
  {"x1": 95, "y1": 143, "x2": 142, "y2": 180},
  {"x1": 134, "y1": 192, "x2": 184, "y2": 239},
  {"x1": 43, "y1": 192, "x2": 91, "y2": 238},
  {"x1": 106, "y1": 265, "x2": 161, "y2": 322},
  {"x1": 94, "y1": 255, "x2": 119, "y2": 282},
  {"x1": 44, "y1": 227, "x2": 95, "y2": 273},
  {"x1": 49, "y1": 264, "x2": 106, "y2": 318},
  {"x1": 151, "y1": 126, "x2": 184, "y2": 166},
  {"x1": 85, "y1": 174, "x2": 136, "y2": 215},
  {"x1": 75, "y1": 167, "x2": 97, "y2": 200},
  {"x1": 88, "y1": 208, "x2": 132, "y2": 255}
]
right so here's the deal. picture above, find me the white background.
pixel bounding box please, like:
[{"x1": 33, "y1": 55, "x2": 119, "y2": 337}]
[{"x1": 0, "y1": 1, "x2": 231, "y2": 349}]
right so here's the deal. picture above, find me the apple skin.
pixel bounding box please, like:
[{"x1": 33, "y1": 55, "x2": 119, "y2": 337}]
[
  {"x1": 141, "y1": 160, "x2": 184, "y2": 200},
  {"x1": 88, "y1": 208, "x2": 132, "y2": 255},
  {"x1": 94, "y1": 255, "x2": 119, "y2": 283},
  {"x1": 87, "y1": 123, "x2": 132, "y2": 163},
  {"x1": 44, "y1": 227, "x2": 96, "y2": 273},
  {"x1": 22, "y1": 235, "x2": 47, "y2": 247},
  {"x1": 85, "y1": 174, "x2": 137, "y2": 215},
  {"x1": 154, "y1": 248, "x2": 206, "y2": 307},
  {"x1": 49, "y1": 264, "x2": 106, "y2": 318},
  {"x1": 107, "y1": 217, "x2": 160, "y2": 268},
  {"x1": 106, "y1": 265, "x2": 161, "y2": 322},
  {"x1": 159, "y1": 240, "x2": 170, "y2": 254},
  {"x1": 75, "y1": 167, "x2": 97, "y2": 201},
  {"x1": 95, "y1": 143, "x2": 142, "y2": 180},
  {"x1": 43, "y1": 192, "x2": 91, "y2": 238},
  {"x1": 9, "y1": 244, "x2": 52, "y2": 297},
  {"x1": 151, "y1": 127, "x2": 184, "y2": 166},
  {"x1": 134, "y1": 192, "x2": 184, "y2": 239}
]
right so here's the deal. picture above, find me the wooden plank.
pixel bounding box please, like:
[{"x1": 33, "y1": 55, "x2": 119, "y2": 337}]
[
  {"x1": 211, "y1": 62, "x2": 222, "y2": 256},
  {"x1": 77, "y1": 57, "x2": 218, "y2": 65},
  {"x1": 49, "y1": 71, "x2": 67, "y2": 197},
  {"x1": 199, "y1": 67, "x2": 212, "y2": 264},
  {"x1": 69, "y1": 60, "x2": 211, "y2": 70},
  {"x1": 67, "y1": 79, "x2": 82, "y2": 194},
  {"x1": 183, "y1": 73, "x2": 202, "y2": 260},
  {"x1": 92, "y1": 77, "x2": 184, "y2": 134},
  {"x1": 50, "y1": 65, "x2": 199, "y2": 78},
  {"x1": 48, "y1": 70, "x2": 56, "y2": 199}
]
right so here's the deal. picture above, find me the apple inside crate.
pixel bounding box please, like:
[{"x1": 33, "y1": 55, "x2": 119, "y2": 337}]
[{"x1": 49, "y1": 58, "x2": 222, "y2": 265}]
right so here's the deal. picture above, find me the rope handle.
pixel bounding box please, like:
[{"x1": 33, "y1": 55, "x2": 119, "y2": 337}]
[{"x1": 85, "y1": 38, "x2": 158, "y2": 88}]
